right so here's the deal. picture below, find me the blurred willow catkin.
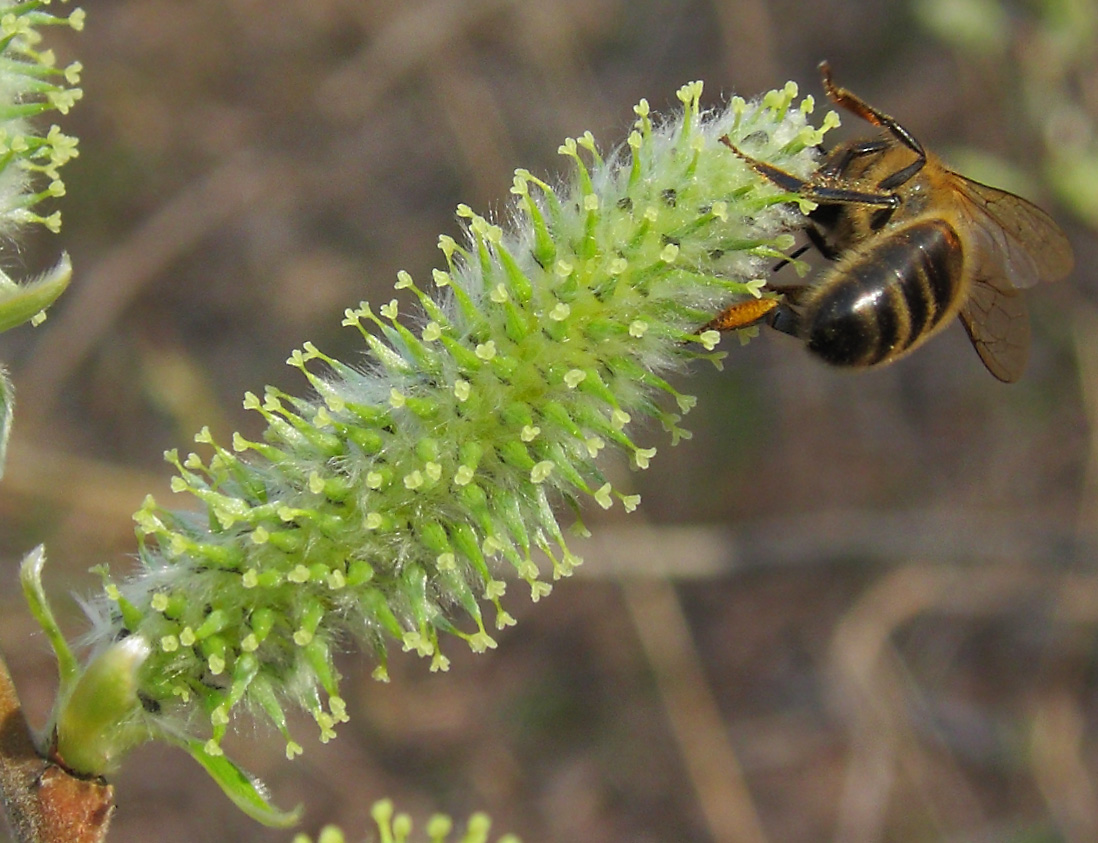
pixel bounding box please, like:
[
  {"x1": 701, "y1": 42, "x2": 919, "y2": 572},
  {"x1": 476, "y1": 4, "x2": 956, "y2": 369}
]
[{"x1": 0, "y1": 1, "x2": 83, "y2": 476}]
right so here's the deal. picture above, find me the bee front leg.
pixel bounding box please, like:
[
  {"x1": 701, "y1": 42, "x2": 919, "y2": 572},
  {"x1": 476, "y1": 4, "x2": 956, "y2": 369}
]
[
  {"x1": 817, "y1": 138, "x2": 890, "y2": 180},
  {"x1": 719, "y1": 136, "x2": 899, "y2": 210},
  {"x1": 818, "y1": 61, "x2": 927, "y2": 164}
]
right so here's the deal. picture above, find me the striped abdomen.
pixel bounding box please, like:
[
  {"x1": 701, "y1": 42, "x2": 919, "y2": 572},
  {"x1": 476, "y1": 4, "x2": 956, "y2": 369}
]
[{"x1": 802, "y1": 219, "x2": 965, "y2": 367}]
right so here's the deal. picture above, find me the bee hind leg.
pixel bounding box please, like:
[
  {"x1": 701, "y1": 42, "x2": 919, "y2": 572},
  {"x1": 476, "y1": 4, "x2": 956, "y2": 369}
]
[
  {"x1": 765, "y1": 300, "x2": 801, "y2": 337},
  {"x1": 702, "y1": 292, "x2": 803, "y2": 338},
  {"x1": 703, "y1": 297, "x2": 780, "y2": 333}
]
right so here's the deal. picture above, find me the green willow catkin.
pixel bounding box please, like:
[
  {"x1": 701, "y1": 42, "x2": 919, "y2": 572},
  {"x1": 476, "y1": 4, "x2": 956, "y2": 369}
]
[
  {"x1": 0, "y1": 1, "x2": 82, "y2": 477},
  {"x1": 0, "y1": 2, "x2": 82, "y2": 237},
  {"x1": 65, "y1": 80, "x2": 835, "y2": 767}
]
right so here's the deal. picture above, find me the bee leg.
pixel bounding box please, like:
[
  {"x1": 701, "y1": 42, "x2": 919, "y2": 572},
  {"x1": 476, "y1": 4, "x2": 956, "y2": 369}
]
[
  {"x1": 803, "y1": 223, "x2": 841, "y2": 261},
  {"x1": 765, "y1": 300, "x2": 801, "y2": 338},
  {"x1": 817, "y1": 138, "x2": 890, "y2": 180},
  {"x1": 703, "y1": 297, "x2": 780, "y2": 332},
  {"x1": 818, "y1": 62, "x2": 925, "y2": 159},
  {"x1": 719, "y1": 137, "x2": 899, "y2": 210},
  {"x1": 818, "y1": 137, "x2": 924, "y2": 191},
  {"x1": 791, "y1": 181, "x2": 899, "y2": 209},
  {"x1": 718, "y1": 136, "x2": 814, "y2": 193},
  {"x1": 702, "y1": 291, "x2": 806, "y2": 341},
  {"x1": 817, "y1": 61, "x2": 926, "y2": 189}
]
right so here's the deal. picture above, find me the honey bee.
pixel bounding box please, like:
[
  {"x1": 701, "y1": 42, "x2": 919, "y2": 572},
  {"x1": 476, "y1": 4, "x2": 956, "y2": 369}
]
[{"x1": 706, "y1": 62, "x2": 1074, "y2": 382}]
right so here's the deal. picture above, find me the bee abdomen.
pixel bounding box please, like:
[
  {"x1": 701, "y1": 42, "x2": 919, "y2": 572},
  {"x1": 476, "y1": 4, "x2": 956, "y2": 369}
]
[{"x1": 803, "y1": 219, "x2": 964, "y2": 367}]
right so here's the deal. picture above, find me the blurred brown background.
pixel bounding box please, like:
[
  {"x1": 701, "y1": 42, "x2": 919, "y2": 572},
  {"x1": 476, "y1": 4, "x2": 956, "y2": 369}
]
[{"x1": 1, "y1": 0, "x2": 1096, "y2": 841}]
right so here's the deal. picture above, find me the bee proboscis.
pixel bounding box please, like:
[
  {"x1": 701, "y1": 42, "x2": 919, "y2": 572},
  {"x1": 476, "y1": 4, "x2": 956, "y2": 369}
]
[{"x1": 707, "y1": 62, "x2": 1074, "y2": 382}]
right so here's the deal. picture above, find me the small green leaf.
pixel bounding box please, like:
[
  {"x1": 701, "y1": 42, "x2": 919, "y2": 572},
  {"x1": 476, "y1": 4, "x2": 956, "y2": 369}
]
[
  {"x1": 171, "y1": 736, "x2": 303, "y2": 828},
  {"x1": 0, "y1": 253, "x2": 71, "y2": 334},
  {"x1": 20, "y1": 545, "x2": 79, "y2": 688}
]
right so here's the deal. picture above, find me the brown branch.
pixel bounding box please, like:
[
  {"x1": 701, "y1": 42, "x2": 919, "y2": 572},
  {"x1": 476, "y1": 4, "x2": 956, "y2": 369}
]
[{"x1": 0, "y1": 649, "x2": 113, "y2": 843}]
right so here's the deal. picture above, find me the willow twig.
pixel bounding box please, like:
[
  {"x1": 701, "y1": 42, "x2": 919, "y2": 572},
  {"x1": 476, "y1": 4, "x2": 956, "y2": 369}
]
[{"x1": 0, "y1": 648, "x2": 113, "y2": 843}]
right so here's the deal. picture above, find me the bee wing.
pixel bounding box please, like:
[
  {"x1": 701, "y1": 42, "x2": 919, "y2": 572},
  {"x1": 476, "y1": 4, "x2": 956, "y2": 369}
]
[
  {"x1": 951, "y1": 174, "x2": 1070, "y2": 381},
  {"x1": 959, "y1": 279, "x2": 1029, "y2": 382},
  {"x1": 952, "y1": 174, "x2": 1074, "y2": 290}
]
